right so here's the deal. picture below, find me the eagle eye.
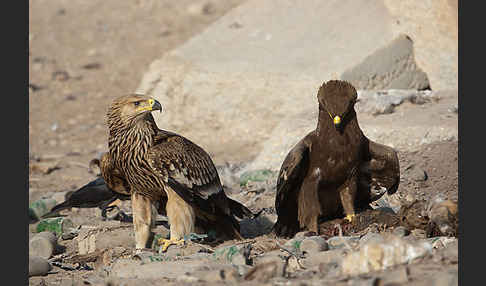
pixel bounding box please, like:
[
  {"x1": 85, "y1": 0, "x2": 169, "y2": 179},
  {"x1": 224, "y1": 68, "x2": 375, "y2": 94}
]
[{"x1": 134, "y1": 101, "x2": 140, "y2": 107}]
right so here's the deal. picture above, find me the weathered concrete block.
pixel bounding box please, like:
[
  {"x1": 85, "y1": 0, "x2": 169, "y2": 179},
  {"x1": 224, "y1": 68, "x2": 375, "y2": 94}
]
[{"x1": 341, "y1": 34, "x2": 430, "y2": 90}]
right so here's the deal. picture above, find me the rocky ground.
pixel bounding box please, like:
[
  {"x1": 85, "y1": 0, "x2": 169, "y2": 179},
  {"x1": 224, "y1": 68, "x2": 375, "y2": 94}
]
[{"x1": 29, "y1": 1, "x2": 458, "y2": 285}]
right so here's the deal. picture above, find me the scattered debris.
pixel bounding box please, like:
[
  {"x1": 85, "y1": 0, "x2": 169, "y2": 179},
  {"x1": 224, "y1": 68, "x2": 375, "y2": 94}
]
[{"x1": 36, "y1": 217, "x2": 76, "y2": 237}]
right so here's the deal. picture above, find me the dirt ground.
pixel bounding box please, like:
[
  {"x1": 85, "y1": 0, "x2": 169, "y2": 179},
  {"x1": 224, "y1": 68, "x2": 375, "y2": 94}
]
[
  {"x1": 29, "y1": 0, "x2": 246, "y2": 203},
  {"x1": 29, "y1": 1, "x2": 458, "y2": 285}
]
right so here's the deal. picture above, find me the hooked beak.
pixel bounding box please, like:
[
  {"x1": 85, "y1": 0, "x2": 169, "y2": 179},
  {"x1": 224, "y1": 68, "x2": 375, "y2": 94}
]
[{"x1": 148, "y1": 98, "x2": 162, "y2": 113}]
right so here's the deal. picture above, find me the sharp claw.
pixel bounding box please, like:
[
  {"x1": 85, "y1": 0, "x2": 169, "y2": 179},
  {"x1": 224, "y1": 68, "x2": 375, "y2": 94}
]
[
  {"x1": 344, "y1": 214, "x2": 355, "y2": 222},
  {"x1": 157, "y1": 238, "x2": 186, "y2": 252}
]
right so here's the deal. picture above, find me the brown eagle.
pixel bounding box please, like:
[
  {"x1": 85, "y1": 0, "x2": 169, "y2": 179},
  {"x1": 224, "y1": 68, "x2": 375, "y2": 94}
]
[
  {"x1": 102, "y1": 94, "x2": 255, "y2": 252},
  {"x1": 273, "y1": 80, "x2": 400, "y2": 238}
]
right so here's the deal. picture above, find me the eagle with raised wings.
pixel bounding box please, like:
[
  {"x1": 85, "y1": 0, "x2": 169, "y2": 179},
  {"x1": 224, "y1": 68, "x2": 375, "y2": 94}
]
[
  {"x1": 102, "y1": 94, "x2": 255, "y2": 252},
  {"x1": 273, "y1": 80, "x2": 400, "y2": 238}
]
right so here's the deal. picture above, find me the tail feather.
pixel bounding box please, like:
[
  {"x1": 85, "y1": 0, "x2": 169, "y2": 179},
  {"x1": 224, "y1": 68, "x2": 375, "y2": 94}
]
[
  {"x1": 228, "y1": 197, "x2": 261, "y2": 219},
  {"x1": 41, "y1": 202, "x2": 71, "y2": 218}
]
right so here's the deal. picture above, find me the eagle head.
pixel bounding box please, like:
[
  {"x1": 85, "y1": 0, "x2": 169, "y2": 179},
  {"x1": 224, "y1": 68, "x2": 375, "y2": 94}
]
[
  {"x1": 317, "y1": 80, "x2": 358, "y2": 130},
  {"x1": 107, "y1": 94, "x2": 162, "y2": 127}
]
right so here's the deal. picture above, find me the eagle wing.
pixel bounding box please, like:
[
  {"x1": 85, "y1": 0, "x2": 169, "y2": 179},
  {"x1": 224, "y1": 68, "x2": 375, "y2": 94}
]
[
  {"x1": 359, "y1": 136, "x2": 400, "y2": 202},
  {"x1": 273, "y1": 131, "x2": 314, "y2": 237},
  {"x1": 99, "y1": 152, "x2": 131, "y2": 196},
  {"x1": 146, "y1": 133, "x2": 231, "y2": 216}
]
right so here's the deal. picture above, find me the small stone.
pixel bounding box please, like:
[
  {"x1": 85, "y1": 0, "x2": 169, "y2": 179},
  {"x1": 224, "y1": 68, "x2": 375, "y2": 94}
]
[
  {"x1": 29, "y1": 256, "x2": 52, "y2": 277},
  {"x1": 427, "y1": 199, "x2": 458, "y2": 236},
  {"x1": 283, "y1": 237, "x2": 304, "y2": 253},
  {"x1": 29, "y1": 162, "x2": 61, "y2": 175},
  {"x1": 243, "y1": 261, "x2": 283, "y2": 283},
  {"x1": 411, "y1": 228, "x2": 427, "y2": 239},
  {"x1": 29, "y1": 232, "x2": 58, "y2": 259},
  {"x1": 162, "y1": 243, "x2": 207, "y2": 257},
  {"x1": 408, "y1": 166, "x2": 428, "y2": 182},
  {"x1": 301, "y1": 248, "x2": 346, "y2": 269},
  {"x1": 392, "y1": 226, "x2": 411, "y2": 237},
  {"x1": 327, "y1": 236, "x2": 360, "y2": 249},
  {"x1": 29, "y1": 198, "x2": 59, "y2": 220},
  {"x1": 359, "y1": 232, "x2": 384, "y2": 246},
  {"x1": 52, "y1": 70, "x2": 70, "y2": 81},
  {"x1": 300, "y1": 236, "x2": 329, "y2": 253},
  {"x1": 82, "y1": 62, "x2": 102, "y2": 70},
  {"x1": 212, "y1": 244, "x2": 251, "y2": 266},
  {"x1": 187, "y1": 1, "x2": 215, "y2": 15}
]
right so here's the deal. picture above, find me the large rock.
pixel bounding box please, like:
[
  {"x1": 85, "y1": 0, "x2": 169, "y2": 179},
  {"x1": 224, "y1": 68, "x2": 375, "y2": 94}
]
[
  {"x1": 341, "y1": 35, "x2": 430, "y2": 90},
  {"x1": 136, "y1": 0, "x2": 457, "y2": 165}
]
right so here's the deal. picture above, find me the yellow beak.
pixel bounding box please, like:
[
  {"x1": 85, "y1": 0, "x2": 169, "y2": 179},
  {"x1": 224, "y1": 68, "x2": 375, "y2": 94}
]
[
  {"x1": 137, "y1": 98, "x2": 162, "y2": 113},
  {"x1": 333, "y1": 116, "x2": 341, "y2": 125}
]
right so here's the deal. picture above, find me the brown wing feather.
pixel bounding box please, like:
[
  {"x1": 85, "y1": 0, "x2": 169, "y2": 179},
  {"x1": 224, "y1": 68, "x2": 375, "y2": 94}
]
[
  {"x1": 273, "y1": 132, "x2": 314, "y2": 237},
  {"x1": 358, "y1": 136, "x2": 400, "y2": 204},
  {"x1": 146, "y1": 134, "x2": 231, "y2": 216}
]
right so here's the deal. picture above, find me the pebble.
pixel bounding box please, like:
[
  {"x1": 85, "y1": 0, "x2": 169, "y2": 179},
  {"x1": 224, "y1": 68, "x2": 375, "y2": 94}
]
[
  {"x1": 411, "y1": 228, "x2": 427, "y2": 239},
  {"x1": 29, "y1": 198, "x2": 58, "y2": 221},
  {"x1": 393, "y1": 226, "x2": 411, "y2": 237},
  {"x1": 283, "y1": 237, "x2": 304, "y2": 253},
  {"x1": 428, "y1": 199, "x2": 458, "y2": 236},
  {"x1": 359, "y1": 232, "x2": 384, "y2": 246},
  {"x1": 243, "y1": 261, "x2": 282, "y2": 283},
  {"x1": 212, "y1": 244, "x2": 251, "y2": 266},
  {"x1": 301, "y1": 248, "x2": 346, "y2": 269},
  {"x1": 327, "y1": 236, "x2": 360, "y2": 249},
  {"x1": 300, "y1": 236, "x2": 329, "y2": 253},
  {"x1": 29, "y1": 162, "x2": 61, "y2": 175},
  {"x1": 409, "y1": 166, "x2": 428, "y2": 182},
  {"x1": 29, "y1": 231, "x2": 58, "y2": 259},
  {"x1": 186, "y1": 1, "x2": 215, "y2": 15},
  {"x1": 29, "y1": 256, "x2": 52, "y2": 277}
]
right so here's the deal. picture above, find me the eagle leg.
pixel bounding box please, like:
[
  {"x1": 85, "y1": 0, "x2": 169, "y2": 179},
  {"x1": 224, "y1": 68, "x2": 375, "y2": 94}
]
[
  {"x1": 298, "y1": 176, "x2": 322, "y2": 233},
  {"x1": 340, "y1": 175, "x2": 358, "y2": 223},
  {"x1": 131, "y1": 193, "x2": 155, "y2": 251}
]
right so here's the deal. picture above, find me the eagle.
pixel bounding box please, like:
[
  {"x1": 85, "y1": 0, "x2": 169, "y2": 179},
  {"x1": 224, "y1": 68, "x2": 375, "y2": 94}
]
[
  {"x1": 273, "y1": 80, "x2": 400, "y2": 237},
  {"x1": 102, "y1": 94, "x2": 255, "y2": 252}
]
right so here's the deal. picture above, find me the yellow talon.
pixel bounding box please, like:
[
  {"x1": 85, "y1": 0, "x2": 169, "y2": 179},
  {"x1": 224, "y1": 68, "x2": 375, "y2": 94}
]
[
  {"x1": 344, "y1": 214, "x2": 355, "y2": 222},
  {"x1": 158, "y1": 237, "x2": 185, "y2": 252}
]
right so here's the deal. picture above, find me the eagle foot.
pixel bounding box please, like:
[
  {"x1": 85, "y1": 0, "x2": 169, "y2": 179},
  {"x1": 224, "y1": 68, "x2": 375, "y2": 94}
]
[
  {"x1": 158, "y1": 237, "x2": 185, "y2": 252},
  {"x1": 344, "y1": 214, "x2": 356, "y2": 223}
]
